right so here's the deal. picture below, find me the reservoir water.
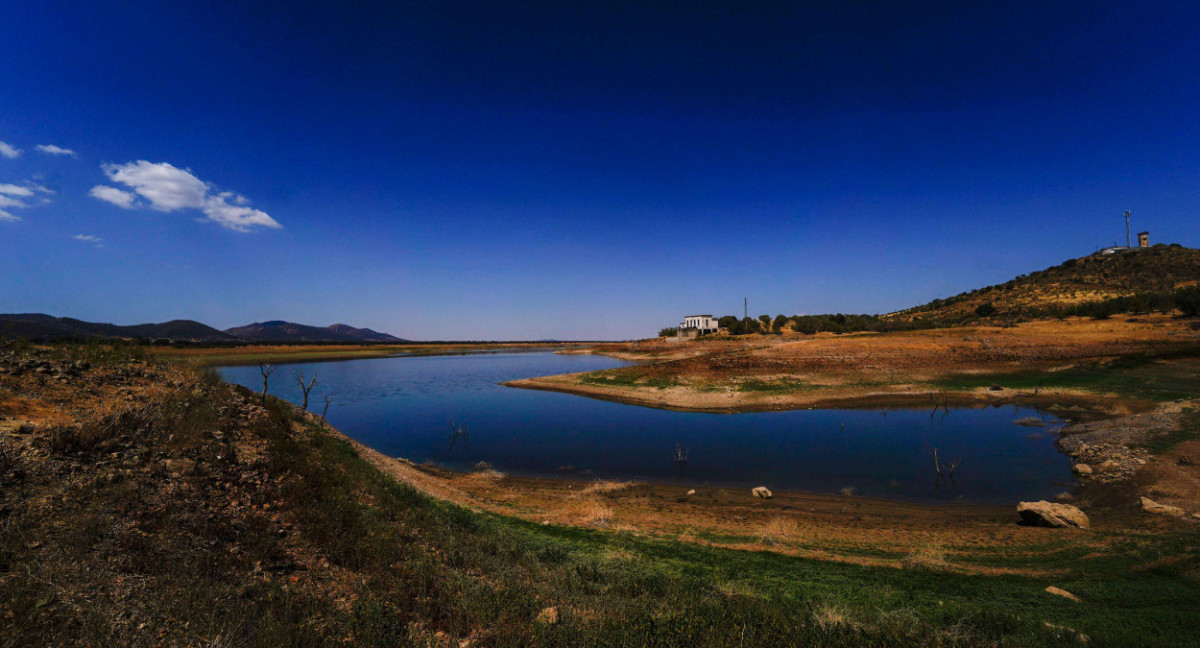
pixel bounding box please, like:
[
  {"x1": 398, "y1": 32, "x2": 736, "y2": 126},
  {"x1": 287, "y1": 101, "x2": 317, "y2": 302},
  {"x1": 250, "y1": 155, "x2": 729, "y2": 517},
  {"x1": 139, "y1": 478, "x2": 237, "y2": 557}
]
[{"x1": 218, "y1": 351, "x2": 1075, "y2": 504}]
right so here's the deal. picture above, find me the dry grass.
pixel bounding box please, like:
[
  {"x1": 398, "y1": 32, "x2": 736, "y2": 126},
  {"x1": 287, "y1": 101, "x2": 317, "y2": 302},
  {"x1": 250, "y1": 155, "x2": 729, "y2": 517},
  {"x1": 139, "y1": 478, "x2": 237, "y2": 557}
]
[
  {"x1": 902, "y1": 544, "x2": 954, "y2": 572},
  {"x1": 572, "y1": 480, "x2": 636, "y2": 498},
  {"x1": 713, "y1": 578, "x2": 759, "y2": 599},
  {"x1": 812, "y1": 604, "x2": 857, "y2": 630},
  {"x1": 576, "y1": 502, "x2": 613, "y2": 528},
  {"x1": 565, "y1": 315, "x2": 1199, "y2": 399},
  {"x1": 758, "y1": 517, "x2": 801, "y2": 546}
]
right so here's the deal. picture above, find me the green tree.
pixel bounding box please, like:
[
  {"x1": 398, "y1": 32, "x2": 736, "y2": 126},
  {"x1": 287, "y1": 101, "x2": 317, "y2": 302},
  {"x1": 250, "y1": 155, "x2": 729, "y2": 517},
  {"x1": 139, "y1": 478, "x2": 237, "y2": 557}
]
[
  {"x1": 1175, "y1": 285, "x2": 1200, "y2": 317},
  {"x1": 772, "y1": 314, "x2": 789, "y2": 333},
  {"x1": 658, "y1": 327, "x2": 678, "y2": 337},
  {"x1": 974, "y1": 302, "x2": 997, "y2": 317}
]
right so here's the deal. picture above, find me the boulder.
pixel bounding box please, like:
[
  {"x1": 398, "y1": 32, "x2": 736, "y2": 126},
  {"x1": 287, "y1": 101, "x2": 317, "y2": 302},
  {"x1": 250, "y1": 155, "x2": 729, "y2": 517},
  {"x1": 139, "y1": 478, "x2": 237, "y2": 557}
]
[
  {"x1": 1072, "y1": 463, "x2": 1093, "y2": 476},
  {"x1": 1140, "y1": 497, "x2": 1185, "y2": 518},
  {"x1": 752, "y1": 486, "x2": 773, "y2": 499},
  {"x1": 1097, "y1": 460, "x2": 1118, "y2": 473},
  {"x1": 1017, "y1": 501, "x2": 1090, "y2": 529}
]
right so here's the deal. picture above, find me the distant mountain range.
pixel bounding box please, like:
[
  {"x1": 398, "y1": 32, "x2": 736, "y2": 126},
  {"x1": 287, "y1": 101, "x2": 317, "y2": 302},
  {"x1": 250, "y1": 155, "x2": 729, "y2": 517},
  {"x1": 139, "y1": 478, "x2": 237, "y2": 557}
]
[
  {"x1": 0, "y1": 314, "x2": 407, "y2": 343},
  {"x1": 225, "y1": 321, "x2": 405, "y2": 343}
]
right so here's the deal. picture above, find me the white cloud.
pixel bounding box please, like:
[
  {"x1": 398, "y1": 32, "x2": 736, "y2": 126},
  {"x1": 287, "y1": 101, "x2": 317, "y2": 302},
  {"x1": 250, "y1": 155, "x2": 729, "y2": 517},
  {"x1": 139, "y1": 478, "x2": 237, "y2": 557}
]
[
  {"x1": 0, "y1": 183, "x2": 35, "y2": 197},
  {"x1": 0, "y1": 181, "x2": 51, "y2": 222},
  {"x1": 89, "y1": 185, "x2": 138, "y2": 209},
  {"x1": 72, "y1": 234, "x2": 103, "y2": 247},
  {"x1": 0, "y1": 141, "x2": 21, "y2": 159},
  {"x1": 97, "y1": 160, "x2": 280, "y2": 232},
  {"x1": 36, "y1": 144, "x2": 77, "y2": 157}
]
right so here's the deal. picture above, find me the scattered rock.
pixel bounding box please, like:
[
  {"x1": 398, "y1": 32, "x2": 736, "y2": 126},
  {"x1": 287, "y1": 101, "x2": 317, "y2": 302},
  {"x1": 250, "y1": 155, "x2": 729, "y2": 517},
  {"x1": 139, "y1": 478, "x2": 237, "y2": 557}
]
[
  {"x1": 1140, "y1": 497, "x2": 1185, "y2": 518},
  {"x1": 1072, "y1": 464, "x2": 1092, "y2": 476},
  {"x1": 1017, "y1": 501, "x2": 1089, "y2": 529},
  {"x1": 1096, "y1": 460, "x2": 1118, "y2": 473},
  {"x1": 1013, "y1": 416, "x2": 1045, "y2": 427},
  {"x1": 1045, "y1": 586, "x2": 1081, "y2": 602},
  {"x1": 164, "y1": 459, "x2": 197, "y2": 477},
  {"x1": 752, "y1": 486, "x2": 773, "y2": 499},
  {"x1": 536, "y1": 606, "x2": 559, "y2": 625},
  {"x1": 686, "y1": 489, "x2": 696, "y2": 496}
]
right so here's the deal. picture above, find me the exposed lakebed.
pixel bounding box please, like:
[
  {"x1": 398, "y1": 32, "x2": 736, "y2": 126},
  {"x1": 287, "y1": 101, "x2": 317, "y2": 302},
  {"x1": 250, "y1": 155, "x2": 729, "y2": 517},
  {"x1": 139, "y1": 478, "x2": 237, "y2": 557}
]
[{"x1": 219, "y1": 351, "x2": 1076, "y2": 504}]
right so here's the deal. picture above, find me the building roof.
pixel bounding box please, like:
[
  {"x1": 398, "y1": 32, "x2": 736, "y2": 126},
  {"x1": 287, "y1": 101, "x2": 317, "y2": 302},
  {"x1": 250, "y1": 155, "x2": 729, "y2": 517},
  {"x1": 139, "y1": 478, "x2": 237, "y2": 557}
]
[{"x1": 684, "y1": 314, "x2": 714, "y2": 318}]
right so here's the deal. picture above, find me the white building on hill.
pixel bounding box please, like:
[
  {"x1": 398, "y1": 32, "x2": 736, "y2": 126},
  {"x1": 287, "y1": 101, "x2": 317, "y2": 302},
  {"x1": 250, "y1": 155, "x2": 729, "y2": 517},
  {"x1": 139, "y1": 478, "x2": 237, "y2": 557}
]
[{"x1": 679, "y1": 314, "x2": 719, "y2": 337}]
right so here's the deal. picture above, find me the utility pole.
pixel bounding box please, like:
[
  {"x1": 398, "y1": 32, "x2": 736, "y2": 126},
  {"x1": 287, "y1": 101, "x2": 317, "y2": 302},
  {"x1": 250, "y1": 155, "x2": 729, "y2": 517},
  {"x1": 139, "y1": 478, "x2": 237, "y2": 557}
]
[
  {"x1": 1124, "y1": 210, "x2": 1132, "y2": 248},
  {"x1": 744, "y1": 298, "x2": 747, "y2": 319}
]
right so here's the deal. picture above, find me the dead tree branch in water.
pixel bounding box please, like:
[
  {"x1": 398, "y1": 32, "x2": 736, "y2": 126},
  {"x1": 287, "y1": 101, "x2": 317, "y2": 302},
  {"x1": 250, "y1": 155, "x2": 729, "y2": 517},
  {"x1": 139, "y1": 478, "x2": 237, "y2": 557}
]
[
  {"x1": 448, "y1": 421, "x2": 469, "y2": 450},
  {"x1": 926, "y1": 447, "x2": 961, "y2": 488},
  {"x1": 673, "y1": 442, "x2": 689, "y2": 476}
]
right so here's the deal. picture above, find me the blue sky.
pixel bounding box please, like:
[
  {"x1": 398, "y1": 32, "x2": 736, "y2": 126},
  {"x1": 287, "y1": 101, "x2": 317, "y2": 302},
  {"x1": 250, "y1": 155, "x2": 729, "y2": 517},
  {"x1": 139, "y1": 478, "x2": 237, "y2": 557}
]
[{"x1": 2, "y1": 2, "x2": 1198, "y2": 340}]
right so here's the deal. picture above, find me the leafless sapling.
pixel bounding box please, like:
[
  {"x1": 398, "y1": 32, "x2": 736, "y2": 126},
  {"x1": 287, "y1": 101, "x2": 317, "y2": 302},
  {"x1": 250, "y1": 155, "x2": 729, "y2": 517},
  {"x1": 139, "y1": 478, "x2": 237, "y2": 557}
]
[
  {"x1": 258, "y1": 362, "x2": 277, "y2": 403},
  {"x1": 322, "y1": 393, "x2": 333, "y2": 419},
  {"x1": 295, "y1": 370, "x2": 319, "y2": 412}
]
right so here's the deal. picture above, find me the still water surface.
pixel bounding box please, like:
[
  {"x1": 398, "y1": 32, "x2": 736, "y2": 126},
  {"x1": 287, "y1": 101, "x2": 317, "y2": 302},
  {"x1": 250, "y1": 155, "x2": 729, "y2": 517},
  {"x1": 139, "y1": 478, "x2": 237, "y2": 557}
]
[{"x1": 219, "y1": 351, "x2": 1075, "y2": 504}]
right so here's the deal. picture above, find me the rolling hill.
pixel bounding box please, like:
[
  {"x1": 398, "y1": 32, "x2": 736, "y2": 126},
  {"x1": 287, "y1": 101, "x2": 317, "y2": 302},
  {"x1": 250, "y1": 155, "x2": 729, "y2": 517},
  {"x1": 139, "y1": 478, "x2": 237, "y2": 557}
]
[
  {"x1": 891, "y1": 244, "x2": 1200, "y2": 321},
  {"x1": 0, "y1": 314, "x2": 235, "y2": 342},
  {"x1": 0, "y1": 314, "x2": 406, "y2": 343},
  {"x1": 223, "y1": 320, "x2": 407, "y2": 343}
]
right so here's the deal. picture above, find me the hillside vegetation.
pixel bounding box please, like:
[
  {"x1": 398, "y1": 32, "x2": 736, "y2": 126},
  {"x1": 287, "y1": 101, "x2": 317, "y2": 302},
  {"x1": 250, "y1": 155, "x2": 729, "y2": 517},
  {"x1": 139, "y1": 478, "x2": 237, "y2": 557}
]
[{"x1": 893, "y1": 244, "x2": 1200, "y2": 322}]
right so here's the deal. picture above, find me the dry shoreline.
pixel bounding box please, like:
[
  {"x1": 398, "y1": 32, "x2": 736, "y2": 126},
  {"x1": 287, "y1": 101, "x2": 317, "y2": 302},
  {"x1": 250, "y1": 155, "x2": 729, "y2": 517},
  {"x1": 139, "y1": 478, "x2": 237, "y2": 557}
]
[
  {"x1": 504, "y1": 372, "x2": 1127, "y2": 415},
  {"x1": 312, "y1": 406, "x2": 1195, "y2": 575}
]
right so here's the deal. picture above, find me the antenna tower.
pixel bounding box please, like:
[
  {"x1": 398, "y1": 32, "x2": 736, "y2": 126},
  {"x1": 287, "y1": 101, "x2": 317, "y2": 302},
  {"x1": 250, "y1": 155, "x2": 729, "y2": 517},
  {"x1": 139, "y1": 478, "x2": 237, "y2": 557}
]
[{"x1": 1124, "y1": 210, "x2": 1132, "y2": 248}]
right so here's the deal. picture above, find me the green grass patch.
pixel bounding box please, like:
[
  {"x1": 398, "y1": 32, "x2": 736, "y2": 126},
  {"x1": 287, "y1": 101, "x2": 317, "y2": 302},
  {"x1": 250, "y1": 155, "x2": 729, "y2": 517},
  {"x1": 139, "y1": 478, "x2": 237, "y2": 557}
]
[
  {"x1": 933, "y1": 350, "x2": 1200, "y2": 402},
  {"x1": 579, "y1": 369, "x2": 679, "y2": 390}
]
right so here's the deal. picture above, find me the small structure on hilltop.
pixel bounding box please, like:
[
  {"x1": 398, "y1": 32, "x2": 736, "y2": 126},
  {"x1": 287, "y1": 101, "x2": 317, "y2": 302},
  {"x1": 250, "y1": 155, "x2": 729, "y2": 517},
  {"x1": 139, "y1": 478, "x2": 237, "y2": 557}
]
[
  {"x1": 677, "y1": 314, "x2": 719, "y2": 339},
  {"x1": 1099, "y1": 211, "x2": 1152, "y2": 255}
]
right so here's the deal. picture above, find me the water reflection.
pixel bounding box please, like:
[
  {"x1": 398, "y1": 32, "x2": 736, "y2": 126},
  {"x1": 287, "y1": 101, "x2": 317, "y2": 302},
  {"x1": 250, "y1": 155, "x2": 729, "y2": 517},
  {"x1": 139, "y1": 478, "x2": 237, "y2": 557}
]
[{"x1": 219, "y1": 352, "x2": 1075, "y2": 504}]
